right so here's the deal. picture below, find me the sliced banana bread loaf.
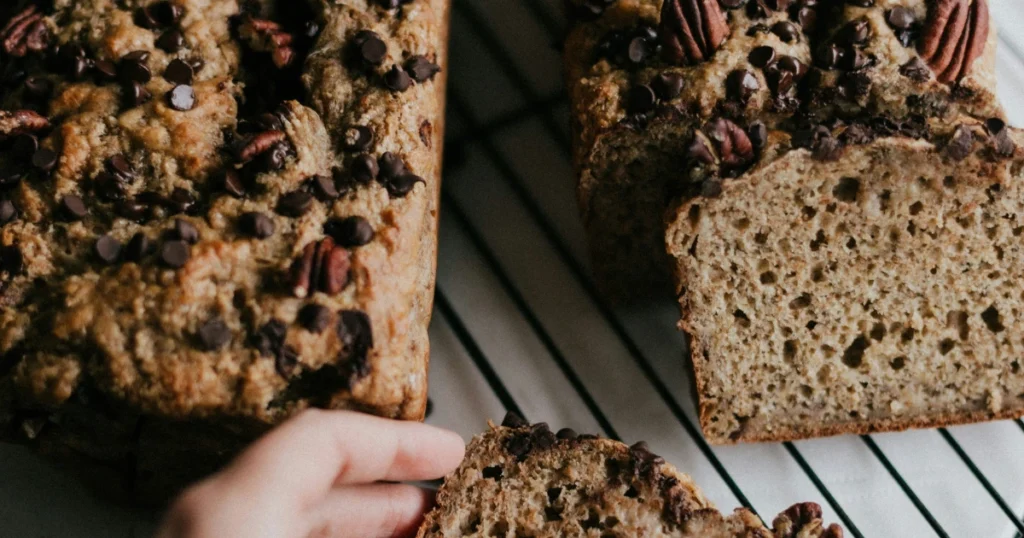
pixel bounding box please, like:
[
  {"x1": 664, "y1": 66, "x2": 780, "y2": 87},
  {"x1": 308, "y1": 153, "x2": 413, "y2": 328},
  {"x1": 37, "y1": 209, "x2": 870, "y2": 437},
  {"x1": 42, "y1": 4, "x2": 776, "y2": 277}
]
[
  {"x1": 565, "y1": 0, "x2": 1003, "y2": 300},
  {"x1": 666, "y1": 123, "x2": 1024, "y2": 443},
  {"x1": 419, "y1": 413, "x2": 842, "y2": 537}
]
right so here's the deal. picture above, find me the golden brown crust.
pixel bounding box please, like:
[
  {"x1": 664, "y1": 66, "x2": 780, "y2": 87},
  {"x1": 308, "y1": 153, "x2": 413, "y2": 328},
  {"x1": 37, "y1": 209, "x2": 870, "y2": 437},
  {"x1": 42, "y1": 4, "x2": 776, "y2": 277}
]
[{"x1": 0, "y1": 0, "x2": 449, "y2": 500}]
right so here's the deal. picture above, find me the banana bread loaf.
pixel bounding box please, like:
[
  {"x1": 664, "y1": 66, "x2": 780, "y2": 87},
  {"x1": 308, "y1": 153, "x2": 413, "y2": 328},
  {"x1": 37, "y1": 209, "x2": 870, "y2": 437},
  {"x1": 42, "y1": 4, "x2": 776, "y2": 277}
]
[
  {"x1": 565, "y1": 0, "x2": 1002, "y2": 300},
  {"x1": 418, "y1": 413, "x2": 843, "y2": 537},
  {"x1": 0, "y1": 0, "x2": 448, "y2": 500}
]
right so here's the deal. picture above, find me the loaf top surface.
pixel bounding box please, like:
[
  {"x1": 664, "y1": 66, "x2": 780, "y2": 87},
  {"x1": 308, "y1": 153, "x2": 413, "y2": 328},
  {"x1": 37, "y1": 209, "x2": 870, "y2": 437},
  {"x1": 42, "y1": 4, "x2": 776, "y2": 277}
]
[
  {"x1": 565, "y1": 0, "x2": 1003, "y2": 175},
  {"x1": 418, "y1": 413, "x2": 843, "y2": 537},
  {"x1": 0, "y1": 0, "x2": 447, "y2": 429}
]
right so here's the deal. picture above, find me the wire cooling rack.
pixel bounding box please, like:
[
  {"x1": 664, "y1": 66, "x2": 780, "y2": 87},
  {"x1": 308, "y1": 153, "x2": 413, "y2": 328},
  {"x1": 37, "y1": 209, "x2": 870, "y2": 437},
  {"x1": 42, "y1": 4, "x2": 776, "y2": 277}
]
[{"x1": 2, "y1": 1, "x2": 1024, "y2": 536}]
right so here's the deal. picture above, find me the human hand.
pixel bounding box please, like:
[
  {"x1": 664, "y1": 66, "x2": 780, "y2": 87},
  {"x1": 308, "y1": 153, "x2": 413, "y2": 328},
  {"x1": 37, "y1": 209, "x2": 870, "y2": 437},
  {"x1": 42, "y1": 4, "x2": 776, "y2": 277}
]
[{"x1": 155, "y1": 409, "x2": 465, "y2": 538}]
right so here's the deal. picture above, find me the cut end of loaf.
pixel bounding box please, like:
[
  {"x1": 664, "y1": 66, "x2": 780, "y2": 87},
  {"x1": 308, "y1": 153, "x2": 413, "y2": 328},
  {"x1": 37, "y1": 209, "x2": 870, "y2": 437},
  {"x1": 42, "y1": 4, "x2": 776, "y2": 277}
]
[
  {"x1": 667, "y1": 136, "x2": 1024, "y2": 443},
  {"x1": 418, "y1": 413, "x2": 840, "y2": 537}
]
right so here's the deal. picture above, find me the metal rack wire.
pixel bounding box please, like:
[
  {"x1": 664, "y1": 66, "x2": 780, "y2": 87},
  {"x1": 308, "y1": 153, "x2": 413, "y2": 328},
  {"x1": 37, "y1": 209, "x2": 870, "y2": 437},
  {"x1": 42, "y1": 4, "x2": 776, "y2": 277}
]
[{"x1": 431, "y1": 1, "x2": 1024, "y2": 536}]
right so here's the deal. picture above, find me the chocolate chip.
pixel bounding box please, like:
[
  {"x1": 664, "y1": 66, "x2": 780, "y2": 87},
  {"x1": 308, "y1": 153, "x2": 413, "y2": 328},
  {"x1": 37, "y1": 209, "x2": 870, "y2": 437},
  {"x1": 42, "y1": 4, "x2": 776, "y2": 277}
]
[
  {"x1": 627, "y1": 84, "x2": 656, "y2": 114},
  {"x1": 223, "y1": 169, "x2": 246, "y2": 197},
  {"x1": 776, "y1": 55, "x2": 807, "y2": 78},
  {"x1": 115, "y1": 198, "x2": 148, "y2": 221},
  {"x1": 501, "y1": 411, "x2": 528, "y2": 428},
  {"x1": 299, "y1": 304, "x2": 332, "y2": 333},
  {"x1": 31, "y1": 148, "x2": 56, "y2": 171},
  {"x1": 253, "y1": 319, "x2": 287, "y2": 358},
  {"x1": 107, "y1": 154, "x2": 133, "y2": 179},
  {"x1": 240, "y1": 211, "x2": 275, "y2": 239},
  {"x1": 727, "y1": 70, "x2": 759, "y2": 102},
  {"x1": 383, "y1": 65, "x2": 412, "y2": 92},
  {"x1": 262, "y1": 142, "x2": 290, "y2": 171},
  {"x1": 119, "y1": 51, "x2": 152, "y2": 84},
  {"x1": 771, "y1": 21, "x2": 800, "y2": 43},
  {"x1": 173, "y1": 218, "x2": 200, "y2": 244},
  {"x1": 378, "y1": 152, "x2": 406, "y2": 179},
  {"x1": 556, "y1": 428, "x2": 578, "y2": 440},
  {"x1": 23, "y1": 76, "x2": 52, "y2": 98},
  {"x1": 842, "y1": 47, "x2": 871, "y2": 70},
  {"x1": 342, "y1": 125, "x2": 374, "y2": 152},
  {"x1": 651, "y1": 73, "x2": 684, "y2": 100},
  {"x1": 886, "y1": 6, "x2": 915, "y2": 31},
  {"x1": 167, "y1": 188, "x2": 196, "y2": 214},
  {"x1": 357, "y1": 32, "x2": 387, "y2": 66},
  {"x1": 899, "y1": 57, "x2": 930, "y2": 82},
  {"x1": 60, "y1": 195, "x2": 87, "y2": 220},
  {"x1": 627, "y1": 36, "x2": 651, "y2": 64},
  {"x1": 92, "y1": 59, "x2": 117, "y2": 81},
  {"x1": 945, "y1": 125, "x2": 974, "y2": 161},
  {"x1": 815, "y1": 43, "x2": 843, "y2": 69},
  {"x1": 506, "y1": 434, "x2": 531, "y2": 460},
  {"x1": 310, "y1": 175, "x2": 340, "y2": 201},
  {"x1": 135, "y1": 5, "x2": 160, "y2": 28},
  {"x1": 124, "y1": 233, "x2": 151, "y2": 262},
  {"x1": 748, "y1": 46, "x2": 776, "y2": 68},
  {"x1": 748, "y1": 121, "x2": 768, "y2": 148},
  {"x1": 0, "y1": 199, "x2": 17, "y2": 225},
  {"x1": 125, "y1": 81, "x2": 153, "y2": 108},
  {"x1": 836, "y1": 19, "x2": 870, "y2": 46},
  {"x1": 160, "y1": 240, "x2": 190, "y2": 268},
  {"x1": 167, "y1": 84, "x2": 195, "y2": 111},
  {"x1": 325, "y1": 216, "x2": 374, "y2": 247},
  {"x1": 405, "y1": 55, "x2": 440, "y2": 82},
  {"x1": 164, "y1": 59, "x2": 194, "y2": 85},
  {"x1": 304, "y1": 21, "x2": 320, "y2": 39},
  {"x1": 385, "y1": 174, "x2": 424, "y2": 197},
  {"x1": 0, "y1": 245, "x2": 23, "y2": 275},
  {"x1": 351, "y1": 153, "x2": 379, "y2": 183},
  {"x1": 797, "y1": 7, "x2": 817, "y2": 32},
  {"x1": 275, "y1": 346, "x2": 299, "y2": 378},
  {"x1": 197, "y1": 317, "x2": 231, "y2": 351},
  {"x1": 156, "y1": 28, "x2": 185, "y2": 53},
  {"x1": 336, "y1": 310, "x2": 373, "y2": 361},
  {"x1": 482, "y1": 465, "x2": 503, "y2": 480},
  {"x1": 278, "y1": 191, "x2": 314, "y2": 217},
  {"x1": 720, "y1": 0, "x2": 745, "y2": 7},
  {"x1": 94, "y1": 235, "x2": 121, "y2": 264}
]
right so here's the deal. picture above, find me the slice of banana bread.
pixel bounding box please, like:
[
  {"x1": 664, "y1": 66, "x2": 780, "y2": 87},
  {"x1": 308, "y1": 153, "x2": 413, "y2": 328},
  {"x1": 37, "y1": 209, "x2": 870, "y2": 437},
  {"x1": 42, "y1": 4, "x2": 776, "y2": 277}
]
[
  {"x1": 418, "y1": 413, "x2": 842, "y2": 538},
  {"x1": 565, "y1": 0, "x2": 1003, "y2": 301},
  {"x1": 666, "y1": 122, "x2": 1024, "y2": 443}
]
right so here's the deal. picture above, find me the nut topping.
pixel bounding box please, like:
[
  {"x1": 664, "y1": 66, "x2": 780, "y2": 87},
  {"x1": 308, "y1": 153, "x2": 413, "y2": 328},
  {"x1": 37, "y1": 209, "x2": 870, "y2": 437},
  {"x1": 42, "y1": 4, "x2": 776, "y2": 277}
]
[
  {"x1": 919, "y1": 0, "x2": 989, "y2": 83},
  {"x1": 659, "y1": 0, "x2": 730, "y2": 66},
  {"x1": 1, "y1": 5, "x2": 51, "y2": 58},
  {"x1": 239, "y1": 15, "x2": 296, "y2": 68},
  {"x1": 234, "y1": 130, "x2": 286, "y2": 163},
  {"x1": 290, "y1": 238, "x2": 351, "y2": 298},
  {"x1": 705, "y1": 118, "x2": 755, "y2": 169},
  {"x1": 0, "y1": 110, "x2": 49, "y2": 137}
]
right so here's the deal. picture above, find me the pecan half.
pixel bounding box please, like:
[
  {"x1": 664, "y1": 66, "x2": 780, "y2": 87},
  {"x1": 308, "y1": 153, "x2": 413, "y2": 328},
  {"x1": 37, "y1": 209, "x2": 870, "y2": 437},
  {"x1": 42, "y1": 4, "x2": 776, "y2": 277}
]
[
  {"x1": 705, "y1": 118, "x2": 754, "y2": 168},
  {"x1": 0, "y1": 110, "x2": 49, "y2": 136},
  {"x1": 659, "y1": 0, "x2": 729, "y2": 66},
  {"x1": 233, "y1": 130, "x2": 286, "y2": 163},
  {"x1": 289, "y1": 238, "x2": 351, "y2": 298},
  {"x1": 1, "y1": 6, "x2": 51, "y2": 58},
  {"x1": 918, "y1": 0, "x2": 989, "y2": 83},
  {"x1": 772, "y1": 502, "x2": 826, "y2": 538},
  {"x1": 239, "y1": 15, "x2": 295, "y2": 68}
]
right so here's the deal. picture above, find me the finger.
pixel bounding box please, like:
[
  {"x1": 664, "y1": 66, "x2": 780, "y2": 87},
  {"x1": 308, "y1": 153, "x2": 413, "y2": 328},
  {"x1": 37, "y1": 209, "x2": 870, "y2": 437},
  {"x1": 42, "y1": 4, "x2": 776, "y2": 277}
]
[
  {"x1": 217, "y1": 409, "x2": 465, "y2": 507},
  {"x1": 156, "y1": 480, "x2": 301, "y2": 538},
  {"x1": 303, "y1": 483, "x2": 435, "y2": 538}
]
